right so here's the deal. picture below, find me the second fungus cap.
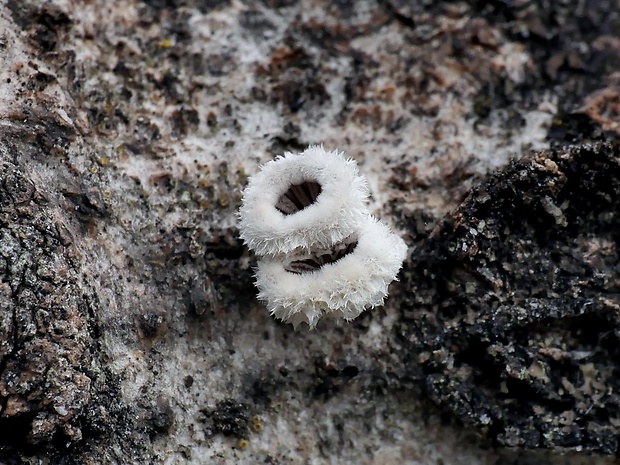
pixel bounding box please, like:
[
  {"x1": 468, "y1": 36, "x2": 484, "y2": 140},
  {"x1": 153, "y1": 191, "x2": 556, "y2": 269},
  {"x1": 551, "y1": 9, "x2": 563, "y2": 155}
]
[{"x1": 254, "y1": 216, "x2": 408, "y2": 328}]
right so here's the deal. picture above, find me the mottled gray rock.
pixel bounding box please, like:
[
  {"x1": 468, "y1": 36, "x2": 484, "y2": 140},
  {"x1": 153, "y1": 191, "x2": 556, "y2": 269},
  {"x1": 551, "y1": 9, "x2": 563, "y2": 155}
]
[
  {"x1": 0, "y1": 153, "x2": 93, "y2": 445},
  {"x1": 0, "y1": 0, "x2": 619, "y2": 463}
]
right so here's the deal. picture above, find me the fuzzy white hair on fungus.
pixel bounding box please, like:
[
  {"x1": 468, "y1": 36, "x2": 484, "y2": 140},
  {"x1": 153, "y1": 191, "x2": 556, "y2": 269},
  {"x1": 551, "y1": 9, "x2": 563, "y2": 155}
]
[
  {"x1": 238, "y1": 145, "x2": 408, "y2": 329},
  {"x1": 254, "y1": 216, "x2": 408, "y2": 329},
  {"x1": 237, "y1": 146, "x2": 370, "y2": 256}
]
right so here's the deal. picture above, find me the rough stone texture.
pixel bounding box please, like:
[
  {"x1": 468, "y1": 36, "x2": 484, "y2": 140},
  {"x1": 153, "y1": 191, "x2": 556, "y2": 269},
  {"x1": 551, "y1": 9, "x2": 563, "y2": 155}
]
[
  {"x1": 0, "y1": 0, "x2": 619, "y2": 463},
  {"x1": 0, "y1": 137, "x2": 139, "y2": 462},
  {"x1": 0, "y1": 153, "x2": 93, "y2": 446},
  {"x1": 399, "y1": 142, "x2": 620, "y2": 454}
]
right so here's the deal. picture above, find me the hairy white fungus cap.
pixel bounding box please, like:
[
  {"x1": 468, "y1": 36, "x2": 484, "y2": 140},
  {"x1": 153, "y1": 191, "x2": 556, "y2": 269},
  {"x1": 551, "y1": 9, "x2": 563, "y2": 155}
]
[
  {"x1": 238, "y1": 146, "x2": 370, "y2": 256},
  {"x1": 238, "y1": 145, "x2": 408, "y2": 329},
  {"x1": 254, "y1": 216, "x2": 408, "y2": 329}
]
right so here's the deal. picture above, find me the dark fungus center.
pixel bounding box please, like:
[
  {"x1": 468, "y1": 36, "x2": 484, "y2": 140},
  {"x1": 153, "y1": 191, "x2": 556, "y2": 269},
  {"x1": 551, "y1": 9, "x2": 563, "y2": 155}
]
[
  {"x1": 275, "y1": 180, "x2": 322, "y2": 215},
  {"x1": 285, "y1": 238, "x2": 358, "y2": 274}
]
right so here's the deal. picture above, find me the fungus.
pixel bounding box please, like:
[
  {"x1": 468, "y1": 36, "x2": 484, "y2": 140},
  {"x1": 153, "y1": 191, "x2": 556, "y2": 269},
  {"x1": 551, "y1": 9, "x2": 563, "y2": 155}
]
[
  {"x1": 238, "y1": 146, "x2": 408, "y2": 329},
  {"x1": 255, "y1": 216, "x2": 407, "y2": 328},
  {"x1": 237, "y1": 146, "x2": 370, "y2": 256}
]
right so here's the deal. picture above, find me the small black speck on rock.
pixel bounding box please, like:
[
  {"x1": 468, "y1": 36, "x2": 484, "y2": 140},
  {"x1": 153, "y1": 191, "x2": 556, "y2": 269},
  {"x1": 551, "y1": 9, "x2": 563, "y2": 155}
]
[
  {"x1": 149, "y1": 397, "x2": 174, "y2": 437},
  {"x1": 139, "y1": 312, "x2": 165, "y2": 338},
  {"x1": 399, "y1": 142, "x2": 620, "y2": 455},
  {"x1": 7, "y1": 3, "x2": 72, "y2": 52},
  {"x1": 62, "y1": 190, "x2": 109, "y2": 221},
  {"x1": 202, "y1": 399, "x2": 250, "y2": 439}
]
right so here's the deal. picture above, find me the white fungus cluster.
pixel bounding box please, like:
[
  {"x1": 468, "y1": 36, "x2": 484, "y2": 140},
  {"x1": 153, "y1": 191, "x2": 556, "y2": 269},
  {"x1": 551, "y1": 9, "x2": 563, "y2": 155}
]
[{"x1": 238, "y1": 146, "x2": 408, "y2": 329}]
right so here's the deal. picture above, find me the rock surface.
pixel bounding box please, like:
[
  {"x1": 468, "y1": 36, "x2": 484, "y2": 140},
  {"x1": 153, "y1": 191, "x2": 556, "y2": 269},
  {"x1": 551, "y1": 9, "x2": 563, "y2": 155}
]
[
  {"x1": 0, "y1": 0, "x2": 619, "y2": 463},
  {"x1": 400, "y1": 142, "x2": 620, "y2": 455}
]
